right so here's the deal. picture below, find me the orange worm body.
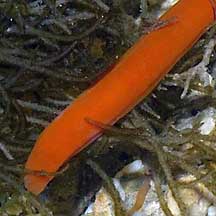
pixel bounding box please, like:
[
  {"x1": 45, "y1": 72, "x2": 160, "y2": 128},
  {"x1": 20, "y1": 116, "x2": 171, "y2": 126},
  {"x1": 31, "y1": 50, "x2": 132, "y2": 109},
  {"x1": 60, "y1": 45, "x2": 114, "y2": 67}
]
[{"x1": 25, "y1": 0, "x2": 216, "y2": 195}]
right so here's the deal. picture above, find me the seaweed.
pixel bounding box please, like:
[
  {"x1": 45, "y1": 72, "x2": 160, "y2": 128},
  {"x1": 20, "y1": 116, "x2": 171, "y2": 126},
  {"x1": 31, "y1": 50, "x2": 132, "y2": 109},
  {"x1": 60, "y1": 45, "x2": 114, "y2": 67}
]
[{"x1": 87, "y1": 159, "x2": 126, "y2": 216}]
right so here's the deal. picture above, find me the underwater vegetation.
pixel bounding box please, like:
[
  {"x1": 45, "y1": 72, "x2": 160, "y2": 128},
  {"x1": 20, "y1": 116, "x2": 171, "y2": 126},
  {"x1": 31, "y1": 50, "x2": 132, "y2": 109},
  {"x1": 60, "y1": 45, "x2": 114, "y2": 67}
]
[{"x1": 1, "y1": 0, "x2": 216, "y2": 215}]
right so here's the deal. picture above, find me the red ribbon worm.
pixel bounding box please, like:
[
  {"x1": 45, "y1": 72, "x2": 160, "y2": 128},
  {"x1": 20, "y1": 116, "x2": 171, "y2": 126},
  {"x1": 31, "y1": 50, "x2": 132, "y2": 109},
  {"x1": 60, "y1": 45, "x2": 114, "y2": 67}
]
[{"x1": 24, "y1": 0, "x2": 216, "y2": 195}]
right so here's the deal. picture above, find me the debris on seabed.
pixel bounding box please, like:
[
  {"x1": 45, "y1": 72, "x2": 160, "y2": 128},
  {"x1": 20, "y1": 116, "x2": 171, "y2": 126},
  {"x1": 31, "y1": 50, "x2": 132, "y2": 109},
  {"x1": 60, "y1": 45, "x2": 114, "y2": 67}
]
[{"x1": 83, "y1": 161, "x2": 216, "y2": 216}]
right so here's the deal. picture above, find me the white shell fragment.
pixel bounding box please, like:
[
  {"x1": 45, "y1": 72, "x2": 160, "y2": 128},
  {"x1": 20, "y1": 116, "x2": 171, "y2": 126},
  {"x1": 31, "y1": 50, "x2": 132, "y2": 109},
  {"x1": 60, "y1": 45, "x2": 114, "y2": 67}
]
[
  {"x1": 199, "y1": 71, "x2": 214, "y2": 87},
  {"x1": 189, "y1": 198, "x2": 209, "y2": 216},
  {"x1": 166, "y1": 174, "x2": 212, "y2": 216},
  {"x1": 93, "y1": 188, "x2": 115, "y2": 216},
  {"x1": 175, "y1": 107, "x2": 216, "y2": 135},
  {"x1": 116, "y1": 160, "x2": 145, "y2": 178},
  {"x1": 160, "y1": 0, "x2": 179, "y2": 11},
  {"x1": 208, "y1": 206, "x2": 216, "y2": 216},
  {"x1": 199, "y1": 116, "x2": 215, "y2": 135}
]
